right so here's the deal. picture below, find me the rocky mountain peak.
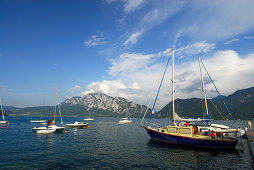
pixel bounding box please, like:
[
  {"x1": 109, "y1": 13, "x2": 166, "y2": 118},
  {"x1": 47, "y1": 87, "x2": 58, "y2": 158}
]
[{"x1": 62, "y1": 92, "x2": 149, "y2": 116}]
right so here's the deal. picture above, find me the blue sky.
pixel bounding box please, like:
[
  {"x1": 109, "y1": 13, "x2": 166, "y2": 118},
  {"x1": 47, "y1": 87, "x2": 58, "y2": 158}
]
[{"x1": 1, "y1": 0, "x2": 254, "y2": 109}]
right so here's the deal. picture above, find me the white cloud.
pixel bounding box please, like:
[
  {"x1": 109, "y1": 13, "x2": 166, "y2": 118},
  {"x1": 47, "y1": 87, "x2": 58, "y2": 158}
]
[
  {"x1": 84, "y1": 32, "x2": 107, "y2": 47},
  {"x1": 122, "y1": 0, "x2": 145, "y2": 13},
  {"x1": 175, "y1": 41, "x2": 216, "y2": 58},
  {"x1": 82, "y1": 80, "x2": 140, "y2": 98},
  {"x1": 107, "y1": 0, "x2": 146, "y2": 13},
  {"x1": 244, "y1": 35, "x2": 254, "y2": 40},
  {"x1": 109, "y1": 52, "x2": 155, "y2": 76},
  {"x1": 112, "y1": 1, "x2": 254, "y2": 46},
  {"x1": 174, "y1": 50, "x2": 254, "y2": 99},
  {"x1": 70, "y1": 85, "x2": 82, "y2": 93},
  {"x1": 83, "y1": 48, "x2": 254, "y2": 110},
  {"x1": 123, "y1": 31, "x2": 142, "y2": 46},
  {"x1": 180, "y1": 0, "x2": 254, "y2": 41},
  {"x1": 224, "y1": 38, "x2": 240, "y2": 45},
  {"x1": 120, "y1": 1, "x2": 186, "y2": 46}
]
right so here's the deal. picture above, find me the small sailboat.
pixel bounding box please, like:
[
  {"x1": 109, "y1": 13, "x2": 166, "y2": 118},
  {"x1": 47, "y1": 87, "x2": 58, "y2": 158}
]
[
  {"x1": 65, "y1": 121, "x2": 89, "y2": 128},
  {"x1": 32, "y1": 86, "x2": 65, "y2": 133},
  {"x1": 0, "y1": 97, "x2": 8, "y2": 124},
  {"x1": 140, "y1": 49, "x2": 238, "y2": 149},
  {"x1": 118, "y1": 109, "x2": 132, "y2": 124},
  {"x1": 30, "y1": 101, "x2": 46, "y2": 123},
  {"x1": 84, "y1": 113, "x2": 94, "y2": 121}
]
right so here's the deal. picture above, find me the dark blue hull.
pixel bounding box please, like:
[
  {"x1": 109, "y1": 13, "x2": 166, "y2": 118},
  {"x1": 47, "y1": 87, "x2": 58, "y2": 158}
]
[{"x1": 145, "y1": 128, "x2": 238, "y2": 149}]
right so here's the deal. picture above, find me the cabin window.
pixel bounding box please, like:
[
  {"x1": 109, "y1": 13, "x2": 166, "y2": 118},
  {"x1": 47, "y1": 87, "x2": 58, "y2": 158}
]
[
  {"x1": 167, "y1": 127, "x2": 177, "y2": 133},
  {"x1": 179, "y1": 128, "x2": 191, "y2": 134},
  {"x1": 162, "y1": 130, "x2": 165, "y2": 132}
]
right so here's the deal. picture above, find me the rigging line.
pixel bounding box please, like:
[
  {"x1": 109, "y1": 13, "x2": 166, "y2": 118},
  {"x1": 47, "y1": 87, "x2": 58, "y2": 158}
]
[
  {"x1": 148, "y1": 54, "x2": 171, "y2": 123},
  {"x1": 141, "y1": 65, "x2": 166, "y2": 124},
  {"x1": 208, "y1": 99, "x2": 226, "y2": 120},
  {"x1": 200, "y1": 59, "x2": 235, "y2": 121}
]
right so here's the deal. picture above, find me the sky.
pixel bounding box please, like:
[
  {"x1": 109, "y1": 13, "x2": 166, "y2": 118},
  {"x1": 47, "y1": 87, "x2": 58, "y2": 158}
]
[{"x1": 1, "y1": 0, "x2": 254, "y2": 109}]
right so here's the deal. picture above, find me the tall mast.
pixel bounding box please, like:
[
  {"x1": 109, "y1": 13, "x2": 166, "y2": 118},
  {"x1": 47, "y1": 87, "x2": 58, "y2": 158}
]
[
  {"x1": 172, "y1": 49, "x2": 175, "y2": 122},
  {"x1": 0, "y1": 97, "x2": 5, "y2": 121},
  {"x1": 198, "y1": 56, "x2": 209, "y2": 117},
  {"x1": 53, "y1": 85, "x2": 58, "y2": 124}
]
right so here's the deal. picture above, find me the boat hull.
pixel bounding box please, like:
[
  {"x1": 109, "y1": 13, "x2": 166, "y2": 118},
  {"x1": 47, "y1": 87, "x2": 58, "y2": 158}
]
[
  {"x1": 32, "y1": 125, "x2": 65, "y2": 133},
  {"x1": 30, "y1": 120, "x2": 46, "y2": 123},
  {"x1": 0, "y1": 120, "x2": 8, "y2": 124},
  {"x1": 65, "y1": 124, "x2": 88, "y2": 128},
  {"x1": 84, "y1": 118, "x2": 93, "y2": 121},
  {"x1": 145, "y1": 127, "x2": 238, "y2": 149},
  {"x1": 118, "y1": 120, "x2": 132, "y2": 124}
]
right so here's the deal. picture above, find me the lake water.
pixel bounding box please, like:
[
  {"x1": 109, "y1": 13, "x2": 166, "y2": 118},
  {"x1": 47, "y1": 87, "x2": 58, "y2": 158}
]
[{"x1": 0, "y1": 117, "x2": 253, "y2": 169}]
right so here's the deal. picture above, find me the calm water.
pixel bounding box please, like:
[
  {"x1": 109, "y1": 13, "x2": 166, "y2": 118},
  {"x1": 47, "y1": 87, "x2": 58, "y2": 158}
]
[{"x1": 0, "y1": 117, "x2": 253, "y2": 169}]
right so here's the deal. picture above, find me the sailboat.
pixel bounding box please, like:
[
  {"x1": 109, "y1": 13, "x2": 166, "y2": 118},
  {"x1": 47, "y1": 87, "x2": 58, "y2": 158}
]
[
  {"x1": 30, "y1": 100, "x2": 46, "y2": 123},
  {"x1": 0, "y1": 97, "x2": 8, "y2": 124},
  {"x1": 118, "y1": 108, "x2": 132, "y2": 124},
  {"x1": 140, "y1": 49, "x2": 238, "y2": 149},
  {"x1": 65, "y1": 121, "x2": 89, "y2": 128},
  {"x1": 84, "y1": 113, "x2": 94, "y2": 121},
  {"x1": 32, "y1": 86, "x2": 65, "y2": 133}
]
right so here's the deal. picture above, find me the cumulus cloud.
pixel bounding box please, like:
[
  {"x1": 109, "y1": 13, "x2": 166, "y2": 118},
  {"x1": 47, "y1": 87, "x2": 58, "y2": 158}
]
[
  {"x1": 70, "y1": 85, "x2": 82, "y2": 93},
  {"x1": 82, "y1": 48, "x2": 254, "y2": 110},
  {"x1": 174, "y1": 50, "x2": 254, "y2": 100},
  {"x1": 224, "y1": 38, "x2": 240, "y2": 45},
  {"x1": 109, "y1": 52, "x2": 155, "y2": 76},
  {"x1": 84, "y1": 32, "x2": 107, "y2": 47},
  {"x1": 82, "y1": 80, "x2": 140, "y2": 99}
]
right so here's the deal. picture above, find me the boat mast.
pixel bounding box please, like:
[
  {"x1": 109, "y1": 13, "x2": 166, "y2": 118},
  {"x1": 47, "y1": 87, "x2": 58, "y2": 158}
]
[
  {"x1": 53, "y1": 85, "x2": 58, "y2": 124},
  {"x1": 0, "y1": 97, "x2": 5, "y2": 121},
  {"x1": 172, "y1": 49, "x2": 175, "y2": 123},
  {"x1": 200, "y1": 59, "x2": 235, "y2": 121},
  {"x1": 198, "y1": 56, "x2": 209, "y2": 118}
]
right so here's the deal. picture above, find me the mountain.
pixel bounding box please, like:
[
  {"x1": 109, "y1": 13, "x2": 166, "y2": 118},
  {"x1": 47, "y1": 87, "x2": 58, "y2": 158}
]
[
  {"x1": 10, "y1": 93, "x2": 151, "y2": 118},
  {"x1": 7, "y1": 87, "x2": 254, "y2": 119},
  {"x1": 61, "y1": 93, "x2": 150, "y2": 117},
  {"x1": 158, "y1": 87, "x2": 254, "y2": 120}
]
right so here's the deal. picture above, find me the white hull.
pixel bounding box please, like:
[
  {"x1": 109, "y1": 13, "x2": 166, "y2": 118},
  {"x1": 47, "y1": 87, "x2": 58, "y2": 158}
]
[
  {"x1": 0, "y1": 120, "x2": 7, "y2": 124},
  {"x1": 118, "y1": 120, "x2": 132, "y2": 124},
  {"x1": 84, "y1": 118, "x2": 94, "y2": 121},
  {"x1": 32, "y1": 125, "x2": 65, "y2": 133},
  {"x1": 30, "y1": 120, "x2": 46, "y2": 123},
  {"x1": 36, "y1": 129, "x2": 56, "y2": 134},
  {"x1": 66, "y1": 121, "x2": 88, "y2": 128}
]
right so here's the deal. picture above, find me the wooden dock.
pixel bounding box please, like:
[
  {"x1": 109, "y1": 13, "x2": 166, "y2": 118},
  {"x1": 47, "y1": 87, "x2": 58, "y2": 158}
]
[{"x1": 246, "y1": 131, "x2": 254, "y2": 165}]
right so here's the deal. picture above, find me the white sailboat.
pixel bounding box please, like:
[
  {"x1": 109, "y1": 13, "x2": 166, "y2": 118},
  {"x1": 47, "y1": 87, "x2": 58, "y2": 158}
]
[
  {"x1": 84, "y1": 113, "x2": 94, "y2": 121},
  {"x1": 0, "y1": 97, "x2": 8, "y2": 124},
  {"x1": 30, "y1": 101, "x2": 46, "y2": 123},
  {"x1": 118, "y1": 109, "x2": 132, "y2": 124},
  {"x1": 32, "y1": 86, "x2": 65, "y2": 133}
]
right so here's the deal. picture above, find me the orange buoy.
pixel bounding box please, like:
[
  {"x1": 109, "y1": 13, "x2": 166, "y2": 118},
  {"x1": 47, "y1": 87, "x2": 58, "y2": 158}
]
[
  {"x1": 64, "y1": 130, "x2": 68, "y2": 133},
  {"x1": 87, "y1": 125, "x2": 90, "y2": 129},
  {"x1": 132, "y1": 121, "x2": 134, "y2": 125},
  {"x1": 8, "y1": 122, "x2": 10, "y2": 124}
]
